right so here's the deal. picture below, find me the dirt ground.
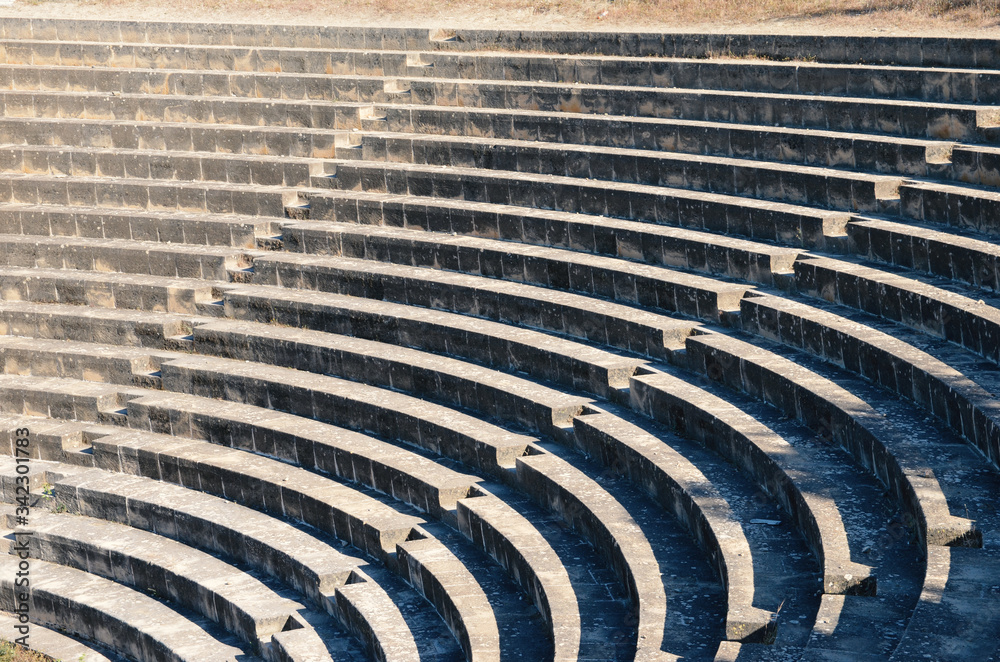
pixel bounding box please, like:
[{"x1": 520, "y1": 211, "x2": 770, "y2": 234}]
[{"x1": 2, "y1": 0, "x2": 1000, "y2": 38}]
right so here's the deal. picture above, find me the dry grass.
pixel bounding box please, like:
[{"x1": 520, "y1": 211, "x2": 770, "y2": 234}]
[
  {"x1": 3, "y1": 0, "x2": 1000, "y2": 35},
  {"x1": 0, "y1": 640, "x2": 55, "y2": 662}
]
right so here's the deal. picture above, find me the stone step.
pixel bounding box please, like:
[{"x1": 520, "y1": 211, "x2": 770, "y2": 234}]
[
  {"x1": 389, "y1": 50, "x2": 1000, "y2": 104},
  {"x1": 190, "y1": 318, "x2": 591, "y2": 436},
  {"x1": 0, "y1": 334, "x2": 178, "y2": 386},
  {"x1": 0, "y1": 115, "x2": 349, "y2": 159},
  {"x1": 898, "y1": 179, "x2": 1000, "y2": 237},
  {"x1": 317, "y1": 159, "x2": 851, "y2": 250},
  {"x1": 125, "y1": 389, "x2": 480, "y2": 523},
  {"x1": 847, "y1": 215, "x2": 1000, "y2": 293},
  {"x1": 277, "y1": 221, "x2": 754, "y2": 322},
  {"x1": 570, "y1": 408, "x2": 777, "y2": 643},
  {"x1": 0, "y1": 88, "x2": 367, "y2": 131},
  {"x1": 455, "y1": 490, "x2": 583, "y2": 662},
  {"x1": 0, "y1": 142, "x2": 332, "y2": 188},
  {"x1": 0, "y1": 299, "x2": 210, "y2": 349},
  {"x1": 380, "y1": 104, "x2": 954, "y2": 178},
  {"x1": 223, "y1": 284, "x2": 646, "y2": 399},
  {"x1": 686, "y1": 329, "x2": 1000, "y2": 662},
  {"x1": 158, "y1": 352, "x2": 535, "y2": 477},
  {"x1": 0, "y1": 171, "x2": 304, "y2": 218},
  {"x1": 888, "y1": 546, "x2": 1000, "y2": 661},
  {"x1": 943, "y1": 143, "x2": 1000, "y2": 185},
  {"x1": 40, "y1": 461, "x2": 366, "y2": 606},
  {"x1": 0, "y1": 201, "x2": 280, "y2": 248},
  {"x1": 0, "y1": 554, "x2": 257, "y2": 662},
  {"x1": 313, "y1": 189, "x2": 806, "y2": 286},
  {"x1": 0, "y1": 19, "x2": 996, "y2": 70},
  {"x1": 403, "y1": 77, "x2": 1000, "y2": 142},
  {"x1": 17, "y1": 510, "x2": 307, "y2": 651},
  {"x1": 359, "y1": 131, "x2": 904, "y2": 213},
  {"x1": 794, "y1": 255, "x2": 1000, "y2": 366},
  {"x1": 627, "y1": 361, "x2": 879, "y2": 591},
  {"x1": 0, "y1": 265, "x2": 227, "y2": 315},
  {"x1": 0, "y1": 233, "x2": 257, "y2": 279},
  {"x1": 684, "y1": 331, "x2": 981, "y2": 548},
  {"x1": 7, "y1": 39, "x2": 1000, "y2": 104},
  {"x1": 395, "y1": 535, "x2": 502, "y2": 662},
  {"x1": 91, "y1": 426, "x2": 426, "y2": 560},
  {"x1": 513, "y1": 447, "x2": 670, "y2": 652},
  {"x1": 740, "y1": 292, "x2": 1000, "y2": 472},
  {"x1": 0, "y1": 610, "x2": 117, "y2": 662}
]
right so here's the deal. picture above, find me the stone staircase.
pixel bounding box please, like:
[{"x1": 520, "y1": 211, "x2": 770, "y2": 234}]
[{"x1": 0, "y1": 17, "x2": 995, "y2": 662}]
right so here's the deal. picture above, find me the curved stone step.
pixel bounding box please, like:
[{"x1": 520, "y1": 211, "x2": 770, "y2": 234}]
[
  {"x1": 279, "y1": 221, "x2": 753, "y2": 322},
  {"x1": 124, "y1": 389, "x2": 480, "y2": 522},
  {"x1": 315, "y1": 159, "x2": 851, "y2": 251},
  {"x1": 0, "y1": 201, "x2": 278, "y2": 248},
  {"x1": 0, "y1": 171, "x2": 302, "y2": 217},
  {"x1": 0, "y1": 233, "x2": 255, "y2": 280},
  {"x1": 0, "y1": 265, "x2": 227, "y2": 315},
  {"x1": 157, "y1": 353, "x2": 534, "y2": 476},
  {"x1": 252, "y1": 251, "x2": 698, "y2": 359},
  {"x1": 223, "y1": 284, "x2": 645, "y2": 398},
  {"x1": 571, "y1": 408, "x2": 773, "y2": 643},
  {"x1": 513, "y1": 448, "x2": 671, "y2": 652},
  {"x1": 794, "y1": 255, "x2": 1000, "y2": 366},
  {"x1": 0, "y1": 88, "x2": 367, "y2": 131},
  {"x1": 628, "y1": 366, "x2": 878, "y2": 595},
  {"x1": 899, "y1": 179, "x2": 1000, "y2": 237},
  {"x1": 0, "y1": 299, "x2": 209, "y2": 349},
  {"x1": 0, "y1": 610, "x2": 116, "y2": 662},
  {"x1": 312, "y1": 189, "x2": 805, "y2": 286},
  {"x1": 684, "y1": 330, "x2": 980, "y2": 548},
  {"x1": 88, "y1": 427, "x2": 426, "y2": 560},
  {"x1": 404, "y1": 77, "x2": 1000, "y2": 142},
  {"x1": 190, "y1": 318, "x2": 590, "y2": 436},
  {"x1": 17, "y1": 510, "x2": 306, "y2": 651},
  {"x1": 847, "y1": 215, "x2": 1000, "y2": 293},
  {"x1": 0, "y1": 555, "x2": 256, "y2": 662},
  {"x1": 455, "y1": 490, "x2": 582, "y2": 662},
  {"x1": 741, "y1": 292, "x2": 1000, "y2": 471},
  {"x1": 380, "y1": 104, "x2": 953, "y2": 178},
  {"x1": 361, "y1": 131, "x2": 903, "y2": 213}
]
